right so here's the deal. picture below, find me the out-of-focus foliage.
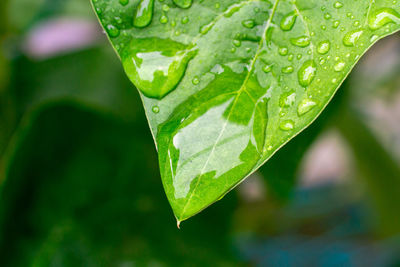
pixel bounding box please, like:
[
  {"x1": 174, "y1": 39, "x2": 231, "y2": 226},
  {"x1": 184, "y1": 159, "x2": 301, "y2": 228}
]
[{"x1": 0, "y1": 0, "x2": 400, "y2": 266}]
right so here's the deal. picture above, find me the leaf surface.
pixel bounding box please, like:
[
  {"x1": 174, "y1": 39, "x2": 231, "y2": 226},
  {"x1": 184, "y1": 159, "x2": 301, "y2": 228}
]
[{"x1": 92, "y1": 0, "x2": 400, "y2": 222}]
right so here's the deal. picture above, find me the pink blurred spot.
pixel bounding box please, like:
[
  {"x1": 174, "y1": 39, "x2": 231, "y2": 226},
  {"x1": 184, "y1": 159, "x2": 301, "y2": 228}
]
[{"x1": 24, "y1": 18, "x2": 103, "y2": 59}]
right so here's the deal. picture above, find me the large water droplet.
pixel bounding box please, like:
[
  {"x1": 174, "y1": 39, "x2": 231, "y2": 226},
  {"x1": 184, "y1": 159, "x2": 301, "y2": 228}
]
[
  {"x1": 298, "y1": 60, "x2": 316, "y2": 87},
  {"x1": 280, "y1": 11, "x2": 297, "y2": 31},
  {"x1": 122, "y1": 38, "x2": 196, "y2": 99},
  {"x1": 172, "y1": 0, "x2": 193, "y2": 9},
  {"x1": 134, "y1": 0, "x2": 155, "y2": 28},
  {"x1": 368, "y1": 8, "x2": 400, "y2": 30}
]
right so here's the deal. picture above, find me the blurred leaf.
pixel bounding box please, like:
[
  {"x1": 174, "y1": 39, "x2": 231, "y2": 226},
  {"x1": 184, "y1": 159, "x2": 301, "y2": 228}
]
[
  {"x1": 0, "y1": 104, "x2": 239, "y2": 266},
  {"x1": 8, "y1": 0, "x2": 94, "y2": 32},
  {"x1": 93, "y1": 0, "x2": 400, "y2": 221},
  {"x1": 0, "y1": 46, "x2": 141, "y2": 179},
  {"x1": 337, "y1": 106, "x2": 400, "y2": 237}
]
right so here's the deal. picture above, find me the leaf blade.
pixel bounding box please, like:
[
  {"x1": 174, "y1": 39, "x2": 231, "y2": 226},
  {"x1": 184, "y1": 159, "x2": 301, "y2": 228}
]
[{"x1": 92, "y1": 0, "x2": 400, "y2": 221}]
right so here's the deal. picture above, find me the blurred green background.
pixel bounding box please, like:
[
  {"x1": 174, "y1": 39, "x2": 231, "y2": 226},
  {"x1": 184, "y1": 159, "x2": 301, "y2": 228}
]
[{"x1": 1, "y1": 0, "x2": 400, "y2": 266}]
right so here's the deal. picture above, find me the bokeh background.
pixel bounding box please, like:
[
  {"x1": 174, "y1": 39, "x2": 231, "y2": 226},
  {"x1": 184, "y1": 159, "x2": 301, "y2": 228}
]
[{"x1": 1, "y1": 0, "x2": 400, "y2": 266}]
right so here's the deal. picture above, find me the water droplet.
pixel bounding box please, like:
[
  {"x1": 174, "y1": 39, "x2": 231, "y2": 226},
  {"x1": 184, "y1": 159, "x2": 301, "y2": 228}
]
[
  {"x1": 290, "y1": 36, "x2": 310, "y2": 47},
  {"x1": 298, "y1": 60, "x2": 317, "y2": 87},
  {"x1": 134, "y1": 0, "x2": 155, "y2": 28},
  {"x1": 370, "y1": 34, "x2": 379, "y2": 42},
  {"x1": 282, "y1": 66, "x2": 294, "y2": 73},
  {"x1": 334, "y1": 61, "x2": 345, "y2": 72},
  {"x1": 152, "y1": 105, "x2": 160, "y2": 113},
  {"x1": 263, "y1": 64, "x2": 272, "y2": 73},
  {"x1": 119, "y1": 0, "x2": 129, "y2": 6},
  {"x1": 160, "y1": 15, "x2": 168, "y2": 24},
  {"x1": 333, "y1": 1, "x2": 343, "y2": 9},
  {"x1": 233, "y1": 39, "x2": 241, "y2": 47},
  {"x1": 332, "y1": 20, "x2": 340, "y2": 28},
  {"x1": 278, "y1": 47, "x2": 288, "y2": 56},
  {"x1": 242, "y1": 19, "x2": 256, "y2": 29},
  {"x1": 368, "y1": 8, "x2": 400, "y2": 30},
  {"x1": 181, "y1": 16, "x2": 189, "y2": 24},
  {"x1": 343, "y1": 30, "x2": 363, "y2": 46},
  {"x1": 280, "y1": 120, "x2": 294, "y2": 131},
  {"x1": 106, "y1": 24, "x2": 120, "y2": 37},
  {"x1": 280, "y1": 11, "x2": 297, "y2": 31},
  {"x1": 297, "y1": 98, "x2": 317, "y2": 115},
  {"x1": 317, "y1": 40, "x2": 330, "y2": 54},
  {"x1": 172, "y1": 0, "x2": 192, "y2": 8},
  {"x1": 192, "y1": 76, "x2": 200, "y2": 85},
  {"x1": 279, "y1": 91, "x2": 296, "y2": 107},
  {"x1": 122, "y1": 38, "x2": 196, "y2": 99}
]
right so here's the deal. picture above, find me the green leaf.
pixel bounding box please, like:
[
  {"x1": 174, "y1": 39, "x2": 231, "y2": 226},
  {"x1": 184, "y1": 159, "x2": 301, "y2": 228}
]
[{"x1": 92, "y1": 0, "x2": 400, "y2": 222}]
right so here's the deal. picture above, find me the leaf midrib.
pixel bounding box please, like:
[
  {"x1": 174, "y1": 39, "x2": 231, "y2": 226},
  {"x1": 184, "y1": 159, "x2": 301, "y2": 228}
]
[{"x1": 177, "y1": 0, "x2": 281, "y2": 220}]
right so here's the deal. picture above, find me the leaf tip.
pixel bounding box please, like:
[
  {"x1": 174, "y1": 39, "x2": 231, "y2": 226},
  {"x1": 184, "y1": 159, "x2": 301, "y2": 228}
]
[{"x1": 177, "y1": 220, "x2": 181, "y2": 229}]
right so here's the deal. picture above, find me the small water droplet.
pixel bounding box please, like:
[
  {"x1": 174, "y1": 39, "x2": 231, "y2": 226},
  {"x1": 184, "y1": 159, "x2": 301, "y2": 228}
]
[
  {"x1": 290, "y1": 36, "x2": 310, "y2": 47},
  {"x1": 242, "y1": 19, "x2": 256, "y2": 28},
  {"x1": 297, "y1": 98, "x2": 317, "y2": 115},
  {"x1": 278, "y1": 47, "x2": 288, "y2": 56},
  {"x1": 317, "y1": 40, "x2": 330, "y2": 54},
  {"x1": 280, "y1": 120, "x2": 294, "y2": 131},
  {"x1": 333, "y1": 1, "x2": 343, "y2": 9},
  {"x1": 192, "y1": 76, "x2": 200, "y2": 85},
  {"x1": 106, "y1": 24, "x2": 120, "y2": 37},
  {"x1": 334, "y1": 62, "x2": 345, "y2": 72},
  {"x1": 119, "y1": 0, "x2": 129, "y2": 6},
  {"x1": 343, "y1": 30, "x2": 363, "y2": 46},
  {"x1": 152, "y1": 105, "x2": 160, "y2": 113}
]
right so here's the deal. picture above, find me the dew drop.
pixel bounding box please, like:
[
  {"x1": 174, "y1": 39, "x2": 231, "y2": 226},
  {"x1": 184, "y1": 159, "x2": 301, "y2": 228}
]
[
  {"x1": 334, "y1": 62, "x2": 345, "y2": 72},
  {"x1": 172, "y1": 0, "x2": 192, "y2": 8},
  {"x1": 368, "y1": 8, "x2": 400, "y2": 30},
  {"x1": 278, "y1": 47, "x2": 288, "y2": 56},
  {"x1": 121, "y1": 38, "x2": 196, "y2": 99},
  {"x1": 280, "y1": 120, "x2": 294, "y2": 131},
  {"x1": 282, "y1": 66, "x2": 294, "y2": 73},
  {"x1": 343, "y1": 30, "x2": 363, "y2": 46},
  {"x1": 192, "y1": 76, "x2": 200, "y2": 85},
  {"x1": 152, "y1": 105, "x2": 160, "y2": 113},
  {"x1": 119, "y1": 0, "x2": 129, "y2": 6},
  {"x1": 297, "y1": 98, "x2": 317, "y2": 115},
  {"x1": 263, "y1": 64, "x2": 272, "y2": 73},
  {"x1": 333, "y1": 1, "x2": 343, "y2": 9},
  {"x1": 298, "y1": 60, "x2": 317, "y2": 87},
  {"x1": 279, "y1": 91, "x2": 296, "y2": 107},
  {"x1": 134, "y1": 0, "x2": 155, "y2": 28},
  {"x1": 106, "y1": 24, "x2": 120, "y2": 37},
  {"x1": 317, "y1": 40, "x2": 330, "y2": 54},
  {"x1": 280, "y1": 11, "x2": 297, "y2": 31},
  {"x1": 290, "y1": 36, "x2": 310, "y2": 47},
  {"x1": 242, "y1": 19, "x2": 256, "y2": 28}
]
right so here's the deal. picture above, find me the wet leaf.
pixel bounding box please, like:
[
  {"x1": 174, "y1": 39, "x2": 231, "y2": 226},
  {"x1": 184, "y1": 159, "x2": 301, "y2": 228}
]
[{"x1": 92, "y1": 0, "x2": 400, "y2": 222}]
